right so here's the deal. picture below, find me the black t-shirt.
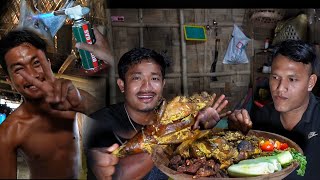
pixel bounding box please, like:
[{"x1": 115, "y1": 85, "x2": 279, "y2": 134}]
[
  {"x1": 252, "y1": 93, "x2": 320, "y2": 180},
  {"x1": 84, "y1": 102, "x2": 168, "y2": 180}
]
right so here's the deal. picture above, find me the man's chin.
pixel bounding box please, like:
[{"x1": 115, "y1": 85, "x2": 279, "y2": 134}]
[
  {"x1": 139, "y1": 107, "x2": 156, "y2": 112},
  {"x1": 274, "y1": 105, "x2": 288, "y2": 113},
  {"x1": 24, "y1": 93, "x2": 43, "y2": 101},
  {"x1": 137, "y1": 103, "x2": 158, "y2": 112}
]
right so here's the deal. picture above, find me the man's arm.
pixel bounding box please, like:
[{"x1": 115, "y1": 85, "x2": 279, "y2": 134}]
[
  {"x1": 113, "y1": 153, "x2": 154, "y2": 180},
  {"x1": 74, "y1": 89, "x2": 104, "y2": 115},
  {"x1": 88, "y1": 147, "x2": 153, "y2": 180},
  {"x1": 0, "y1": 123, "x2": 17, "y2": 178}
]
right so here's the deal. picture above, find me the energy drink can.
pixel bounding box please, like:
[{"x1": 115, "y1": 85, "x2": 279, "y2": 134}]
[{"x1": 72, "y1": 18, "x2": 99, "y2": 71}]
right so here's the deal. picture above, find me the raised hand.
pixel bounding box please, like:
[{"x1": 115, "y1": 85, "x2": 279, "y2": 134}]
[
  {"x1": 193, "y1": 94, "x2": 231, "y2": 129},
  {"x1": 18, "y1": 50, "x2": 83, "y2": 111},
  {"x1": 228, "y1": 109, "x2": 252, "y2": 134},
  {"x1": 75, "y1": 27, "x2": 114, "y2": 66}
]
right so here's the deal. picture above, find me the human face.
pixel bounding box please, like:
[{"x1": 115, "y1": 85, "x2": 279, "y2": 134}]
[
  {"x1": 269, "y1": 54, "x2": 317, "y2": 113},
  {"x1": 5, "y1": 43, "x2": 47, "y2": 100},
  {"x1": 117, "y1": 59, "x2": 165, "y2": 113}
]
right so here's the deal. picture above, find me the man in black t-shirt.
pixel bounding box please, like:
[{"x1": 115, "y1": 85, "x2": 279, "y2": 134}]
[
  {"x1": 228, "y1": 39, "x2": 320, "y2": 179},
  {"x1": 83, "y1": 47, "x2": 243, "y2": 180}
]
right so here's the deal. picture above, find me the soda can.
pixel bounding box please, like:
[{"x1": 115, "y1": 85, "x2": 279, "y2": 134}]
[{"x1": 72, "y1": 19, "x2": 99, "y2": 71}]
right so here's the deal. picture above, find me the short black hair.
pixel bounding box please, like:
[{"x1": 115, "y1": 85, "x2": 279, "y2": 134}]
[
  {"x1": 271, "y1": 39, "x2": 319, "y2": 76},
  {"x1": 0, "y1": 29, "x2": 47, "y2": 75},
  {"x1": 117, "y1": 47, "x2": 171, "y2": 81}
]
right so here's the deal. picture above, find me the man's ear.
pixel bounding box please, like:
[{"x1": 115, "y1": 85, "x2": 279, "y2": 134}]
[
  {"x1": 308, "y1": 74, "x2": 317, "y2": 91},
  {"x1": 47, "y1": 58, "x2": 52, "y2": 68},
  {"x1": 117, "y1": 78, "x2": 125, "y2": 93},
  {"x1": 163, "y1": 79, "x2": 166, "y2": 89},
  {"x1": 6, "y1": 76, "x2": 15, "y2": 90},
  {"x1": 6, "y1": 76, "x2": 11, "y2": 84}
]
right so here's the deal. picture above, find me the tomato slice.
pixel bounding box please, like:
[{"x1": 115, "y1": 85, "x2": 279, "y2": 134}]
[
  {"x1": 279, "y1": 142, "x2": 289, "y2": 150},
  {"x1": 260, "y1": 140, "x2": 274, "y2": 152}
]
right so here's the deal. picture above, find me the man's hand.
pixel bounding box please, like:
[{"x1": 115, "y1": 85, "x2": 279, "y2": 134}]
[
  {"x1": 75, "y1": 28, "x2": 114, "y2": 66},
  {"x1": 193, "y1": 94, "x2": 231, "y2": 129},
  {"x1": 228, "y1": 109, "x2": 252, "y2": 134},
  {"x1": 88, "y1": 144, "x2": 119, "y2": 180},
  {"x1": 18, "y1": 50, "x2": 84, "y2": 112}
]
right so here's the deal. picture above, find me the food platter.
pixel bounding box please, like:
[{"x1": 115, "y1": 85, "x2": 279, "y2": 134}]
[{"x1": 152, "y1": 129, "x2": 303, "y2": 180}]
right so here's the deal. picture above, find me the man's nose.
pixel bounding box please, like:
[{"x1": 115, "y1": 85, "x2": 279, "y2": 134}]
[
  {"x1": 141, "y1": 79, "x2": 152, "y2": 91},
  {"x1": 26, "y1": 66, "x2": 40, "y2": 78},
  {"x1": 277, "y1": 79, "x2": 288, "y2": 92}
]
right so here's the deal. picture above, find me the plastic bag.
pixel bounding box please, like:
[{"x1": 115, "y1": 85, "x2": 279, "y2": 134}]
[{"x1": 223, "y1": 24, "x2": 251, "y2": 64}]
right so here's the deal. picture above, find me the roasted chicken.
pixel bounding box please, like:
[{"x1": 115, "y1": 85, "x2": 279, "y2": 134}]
[{"x1": 112, "y1": 92, "x2": 215, "y2": 157}]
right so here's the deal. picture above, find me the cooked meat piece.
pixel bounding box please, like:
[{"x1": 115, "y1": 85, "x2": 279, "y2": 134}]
[
  {"x1": 235, "y1": 151, "x2": 249, "y2": 162},
  {"x1": 177, "y1": 164, "x2": 187, "y2": 173},
  {"x1": 237, "y1": 140, "x2": 254, "y2": 152},
  {"x1": 186, "y1": 161, "x2": 202, "y2": 174},
  {"x1": 196, "y1": 166, "x2": 215, "y2": 177},
  {"x1": 205, "y1": 159, "x2": 216, "y2": 168},
  {"x1": 170, "y1": 154, "x2": 182, "y2": 165}
]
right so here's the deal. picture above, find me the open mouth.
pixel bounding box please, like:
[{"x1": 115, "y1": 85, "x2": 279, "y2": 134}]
[
  {"x1": 137, "y1": 93, "x2": 156, "y2": 103},
  {"x1": 24, "y1": 84, "x2": 38, "y2": 91}
]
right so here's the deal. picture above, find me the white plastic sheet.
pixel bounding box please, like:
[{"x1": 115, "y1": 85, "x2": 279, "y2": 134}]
[{"x1": 223, "y1": 24, "x2": 251, "y2": 64}]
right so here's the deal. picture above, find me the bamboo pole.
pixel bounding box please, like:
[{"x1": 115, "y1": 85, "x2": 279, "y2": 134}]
[
  {"x1": 105, "y1": 8, "x2": 116, "y2": 105},
  {"x1": 0, "y1": 89, "x2": 19, "y2": 94},
  {"x1": 139, "y1": 9, "x2": 144, "y2": 47},
  {"x1": 204, "y1": 9, "x2": 208, "y2": 90},
  {"x1": 114, "y1": 71, "x2": 251, "y2": 78},
  {"x1": 111, "y1": 22, "x2": 243, "y2": 28},
  {"x1": 165, "y1": 71, "x2": 250, "y2": 78},
  {"x1": 179, "y1": 9, "x2": 188, "y2": 96}
]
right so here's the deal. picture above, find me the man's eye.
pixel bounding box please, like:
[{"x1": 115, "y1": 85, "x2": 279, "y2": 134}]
[
  {"x1": 272, "y1": 75, "x2": 279, "y2": 80},
  {"x1": 132, "y1": 76, "x2": 140, "y2": 80},
  {"x1": 14, "y1": 67, "x2": 23, "y2": 73},
  {"x1": 34, "y1": 60, "x2": 40, "y2": 66},
  {"x1": 289, "y1": 78, "x2": 297, "y2": 82},
  {"x1": 152, "y1": 77, "x2": 160, "y2": 81}
]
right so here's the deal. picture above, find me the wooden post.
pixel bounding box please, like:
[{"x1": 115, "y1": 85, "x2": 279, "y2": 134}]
[
  {"x1": 179, "y1": 9, "x2": 188, "y2": 96},
  {"x1": 139, "y1": 9, "x2": 144, "y2": 47}
]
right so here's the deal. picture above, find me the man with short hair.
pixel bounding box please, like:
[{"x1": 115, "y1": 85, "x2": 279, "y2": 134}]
[
  {"x1": 228, "y1": 39, "x2": 320, "y2": 179},
  {"x1": 0, "y1": 28, "x2": 107, "y2": 179},
  {"x1": 83, "y1": 47, "x2": 236, "y2": 180}
]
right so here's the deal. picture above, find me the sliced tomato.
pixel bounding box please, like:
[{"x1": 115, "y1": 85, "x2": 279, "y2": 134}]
[
  {"x1": 260, "y1": 140, "x2": 274, "y2": 152},
  {"x1": 279, "y1": 142, "x2": 289, "y2": 150}
]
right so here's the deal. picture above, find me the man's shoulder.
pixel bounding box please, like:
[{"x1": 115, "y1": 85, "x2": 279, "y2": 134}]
[
  {"x1": 307, "y1": 93, "x2": 320, "y2": 116},
  {"x1": 0, "y1": 112, "x2": 26, "y2": 145},
  {"x1": 0, "y1": 109, "x2": 23, "y2": 127},
  {"x1": 90, "y1": 103, "x2": 124, "y2": 118}
]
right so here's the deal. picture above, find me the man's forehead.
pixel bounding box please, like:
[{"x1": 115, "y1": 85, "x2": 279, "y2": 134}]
[
  {"x1": 6, "y1": 43, "x2": 37, "y2": 54},
  {"x1": 19, "y1": 42, "x2": 37, "y2": 49},
  {"x1": 5, "y1": 43, "x2": 38, "y2": 63}
]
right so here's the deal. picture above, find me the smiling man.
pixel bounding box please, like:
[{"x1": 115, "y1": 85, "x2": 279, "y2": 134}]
[
  {"x1": 83, "y1": 47, "x2": 234, "y2": 180},
  {"x1": 228, "y1": 39, "x2": 320, "y2": 179},
  {"x1": 0, "y1": 29, "x2": 100, "y2": 179}
]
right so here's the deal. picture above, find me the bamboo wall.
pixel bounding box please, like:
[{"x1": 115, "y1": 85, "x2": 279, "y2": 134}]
[{"x1": 109, "y1": 9, "x2": 253, "y2": 110}]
